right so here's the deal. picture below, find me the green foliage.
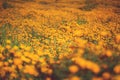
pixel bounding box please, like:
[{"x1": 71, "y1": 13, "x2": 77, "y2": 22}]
[
  {"x1": 80, "y1": 0, "x2": 98, "y2": 11},
  {"x1": 0, "y1": 23, "x2": 20, "y2": 46},
  {"x1": 22, "y1": 0, "x2": 35, "y2": 2},
  {"x1": 39, "y1": 1, "x2": 49, "y2": 5},
  {"x1": 76, "y1": 18, "x2": 88, "y2": 25},
  {"x1": 80, "y1": 71, "x2": 93, "y2": 80},
  {"x1": 2, "y1": 1, "x2": 13, "y2": 9},
  {"x1": 0, "y1": 23, "x2": 12, "y2": 46},
  {"x1": 83, "y1": 48, "x2": 100, "y2": 62}
]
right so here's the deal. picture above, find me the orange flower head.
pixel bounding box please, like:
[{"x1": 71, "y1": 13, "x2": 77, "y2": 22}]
[{"x1": 69, "y1": 65, "x2": 79, "y2": 74}]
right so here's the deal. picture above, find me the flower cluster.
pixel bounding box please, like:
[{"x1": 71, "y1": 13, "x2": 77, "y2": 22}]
[{"x1": 0, "y1": 0, "x2": 120, "y2": 80}]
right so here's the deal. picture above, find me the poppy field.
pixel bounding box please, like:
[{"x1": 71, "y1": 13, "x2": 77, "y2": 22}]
[{"x1": 0, "y1": 0, "x2": 120, "y2": 80}]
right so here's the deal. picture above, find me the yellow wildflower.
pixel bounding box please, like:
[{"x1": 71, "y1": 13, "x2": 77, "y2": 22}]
[
  {"x1": 102, "y1": 72, "x2": 111, "y2": 80},
  {"x1": 92, "y1": 77, "x2": 103, "y2": 80},
  {"x1": 10, "y1": 72, "x2": 18, "y2": 79},
  {"x1": 69, "y1": 65, "x2": 79, "y2": 74},
  {"x1": 114, "y1": 65, "x2": 120, "y2": 74},
  {"x1": 5, "y1": 45, "x2": 11, "y2": 49},
  {"x1": 113, "y1": 75, "x2": 120, "y2": 80},
  {"x1": 6, "y1": 40, "x2": 11, "y2": 44},
  {"x1": 0, "y1": 61, "x2": 3, "y2": 67},
  {"x1": 12, "y1": 46, "x2": 19, "y2": 51},
  {"x1": 47, "y1": 68, "x2": 53, "y2": 75},
  {"x1": 23, "y1": 65, "x2": 39, "y2": 76},
  {"x1": 14, "y1": 58, "x2": 23, "y2": 66},
  {"x1": 46, "y1": 77, "x2": 51, "y2": 80},
  {"x1": 70, "y1": 76, "x2": 80, "y2": 80},
  {"x1": 115, "y1": 34, "x2": 120, "y2": 43},
  {"x1": 105, "y1": 50, "x2": 112, "y2": 57},
  {"x1": 91, "y1": 64, "x2": 100, "y2": 74},
  {"x1": 21, "y1": 56, "x2": 31, "y2": 63}
]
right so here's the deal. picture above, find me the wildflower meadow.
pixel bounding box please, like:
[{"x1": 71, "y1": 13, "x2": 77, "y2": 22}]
[{"x1": 0, "y1": 0, "x2": 120, "y2": 80}]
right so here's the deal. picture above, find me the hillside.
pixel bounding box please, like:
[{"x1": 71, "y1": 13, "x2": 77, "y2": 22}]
[{"x1": 0, "y1": 0, "x2": 120, "y2": 80}]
